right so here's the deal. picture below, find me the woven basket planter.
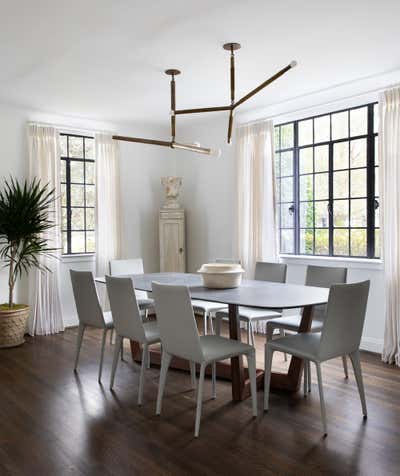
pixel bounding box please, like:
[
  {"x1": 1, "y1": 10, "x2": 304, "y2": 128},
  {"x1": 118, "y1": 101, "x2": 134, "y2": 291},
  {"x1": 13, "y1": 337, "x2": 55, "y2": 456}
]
[{"x1": 0, "y1": 305, "x2": 30, "y2": 348}]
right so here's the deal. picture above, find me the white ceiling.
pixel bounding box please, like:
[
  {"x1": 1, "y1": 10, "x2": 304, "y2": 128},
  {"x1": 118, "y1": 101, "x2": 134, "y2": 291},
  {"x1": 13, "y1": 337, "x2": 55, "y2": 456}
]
[{"x1": 1, "y1": 0, "x2": 400, "y2": 125}]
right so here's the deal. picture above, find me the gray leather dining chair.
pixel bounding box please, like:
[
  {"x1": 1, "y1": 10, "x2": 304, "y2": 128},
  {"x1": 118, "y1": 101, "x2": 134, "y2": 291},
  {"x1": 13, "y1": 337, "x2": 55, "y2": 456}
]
[
  {"x1": 214, "y1": 262, "x2": 287, "y2": 346},
  {"x1": 152, "y1": 281, "x2": 257, "y2": 438},
  {"x1": 106, "y1": 275, "x2": 165, "y2": 405},
  {"x1": 70, "y1": 270, "x2": 114, "y2": 383},
  {"x1": 266, "y1": 265, "x2": 348, "y2": 393},
  {"x1": 264, "y1": 280, "x2": 370, "y2": 436}
]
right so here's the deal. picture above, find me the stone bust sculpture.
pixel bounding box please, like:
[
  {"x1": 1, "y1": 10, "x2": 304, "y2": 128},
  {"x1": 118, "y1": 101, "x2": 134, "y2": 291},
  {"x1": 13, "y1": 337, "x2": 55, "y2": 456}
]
[{"x1": 161, "y1": 176, "x2": 182, "y2": 209}]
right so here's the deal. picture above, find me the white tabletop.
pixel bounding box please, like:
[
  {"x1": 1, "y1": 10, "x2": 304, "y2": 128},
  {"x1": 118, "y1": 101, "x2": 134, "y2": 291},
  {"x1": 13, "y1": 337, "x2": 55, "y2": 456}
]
[{"x1": 96, "y1": 272, "x2": 329, "y2": 310}]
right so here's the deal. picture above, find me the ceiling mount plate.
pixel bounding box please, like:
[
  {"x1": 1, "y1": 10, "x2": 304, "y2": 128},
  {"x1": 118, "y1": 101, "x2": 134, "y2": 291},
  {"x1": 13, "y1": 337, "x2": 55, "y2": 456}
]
[
  {"x1": 165, "y1": 69, "x2": 181, "y2": 76},
  {"x1": 223, "y1": 42, "x2": 241, "y2": 51}
]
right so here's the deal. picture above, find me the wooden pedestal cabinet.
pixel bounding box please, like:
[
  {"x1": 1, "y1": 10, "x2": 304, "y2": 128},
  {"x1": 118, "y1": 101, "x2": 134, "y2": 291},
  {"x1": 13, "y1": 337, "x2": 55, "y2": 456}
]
[{"x1": 159, "y1": 208, "x2": 186, "y2": 272}]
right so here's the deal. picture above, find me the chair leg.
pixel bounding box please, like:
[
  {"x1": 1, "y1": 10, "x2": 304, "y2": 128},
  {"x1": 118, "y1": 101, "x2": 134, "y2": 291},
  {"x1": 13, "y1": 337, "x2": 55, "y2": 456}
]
[
  {"x1": 203, "y1": 311, "x2": 208, "y2": 335},
  {"x1": 250, "y1": 322, "x2": 255, "y2": 347},
  {"x1": 74, "y1": 324, "x2": 85, "y2": 371},
  {"x1": 308, "y1": 360, "x2": 312, "y2": 392},
  {"x1": 279, "y1": 328, "x2": 287, "y2": 361},
  {"x1": 146, "y1": 347, "x2": 151, "y2": 369},
  {"x1": 211, "y1": 361, "x2": 216, "y2": 399},
  {"x1": 194, "y1": 363, "x2": 206, "y2": 438},
  {"x1": 98, "y1": 328, "x2": 107, "y2": 383},
  {"x1": 190, "y1": 361, "x2": 197, "y2": 389},
  {"x1": 110, "y1": 335, "x2": 122, "y2": 389},
  {"x1": 303, "y1": 361, "x2": 308, "y2": 397},
  {"x1": 349, "y1": 351, "x2": 367, "y2": 417},
  {"x1": 247, "y1": 351, "x2": 258, "y2": 417},
  {"x1": 138, "y1": 343, "x2": 148, "y2": 406},
  {"x1": 208, "y1": 313, "x2": 215, "y2": 334},
  {"x1": 263, "y1": 345, "x2": 274, "y2": 411},
  {"x1": 109, "y1": 328, "x2": 114, "y2": 345},
  {"x1": 315, "y1": 362, "x2": 328, "y2": 436},
  {"x1": 156, "y1": 351, "x2": 172, "y2": 415},
  {"x1": 342, "y1": 355, "x2": 349, "y2": 379},
  {"x1": 120, "y1": 337, "x2": 124, "y2": 361},
  {"x1": 246, "y1": 321, "x2": 251, "y2": 344}
]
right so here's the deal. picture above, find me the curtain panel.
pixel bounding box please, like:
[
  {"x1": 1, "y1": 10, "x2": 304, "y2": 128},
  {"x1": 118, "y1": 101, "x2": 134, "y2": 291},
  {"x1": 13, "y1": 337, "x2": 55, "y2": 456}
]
[
  {"x1": 380, "y1": 87, "x2": 400, "y2": 366},
  {"x1": 27, "y1": 124, "x2": 64, "y2": 335}
]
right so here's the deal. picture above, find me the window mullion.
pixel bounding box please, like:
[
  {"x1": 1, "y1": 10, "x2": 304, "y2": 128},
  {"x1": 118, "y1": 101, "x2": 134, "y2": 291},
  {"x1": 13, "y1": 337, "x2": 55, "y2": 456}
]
[
  {"x1": 366, "y1": 104, "x2": 375, "y2": 258},
  {"x1": 293, "y1": 121, "x2": 300, "y2": 255}
]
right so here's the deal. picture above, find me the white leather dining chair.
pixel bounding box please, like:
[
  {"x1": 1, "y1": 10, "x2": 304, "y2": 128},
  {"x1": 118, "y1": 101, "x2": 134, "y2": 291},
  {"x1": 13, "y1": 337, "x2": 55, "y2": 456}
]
[
  {"x1": 152, "y1": 281, "x2": 257, "y2": 438},
  {"x1": 214, "y1": 262, "x2": 287, "y2": 346},
  {"x1": 190, "y1": 258, "x2": 240, "y2": 335},
  {"x1": 70, "y1": 270, "x2": 114, "y2": 383},
  {"x1": 266, "y1": 265, "x2": 348, "y2": 394},
  {"x1": 106, "y1": 275, "x2": 164, "y2": 405},
  {"x1": 264, "y1": 280, "x2": 370, "y2": 436}
]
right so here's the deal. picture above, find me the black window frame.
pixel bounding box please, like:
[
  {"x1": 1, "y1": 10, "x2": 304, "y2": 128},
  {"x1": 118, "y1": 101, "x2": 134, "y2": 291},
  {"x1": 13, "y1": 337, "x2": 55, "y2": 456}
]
[
  {"x1": 60, "y1": 133, "x2": 95, "y2": 255},
  {"x1": 274, "y1": 102, "x2": 379, "y2": 259}
]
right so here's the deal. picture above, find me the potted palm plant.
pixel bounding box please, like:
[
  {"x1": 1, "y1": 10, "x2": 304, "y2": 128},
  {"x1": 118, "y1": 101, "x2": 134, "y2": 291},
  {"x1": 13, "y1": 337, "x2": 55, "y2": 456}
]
[{"x1": 0, "y1": 178, "x2": 56, "y2": 348}]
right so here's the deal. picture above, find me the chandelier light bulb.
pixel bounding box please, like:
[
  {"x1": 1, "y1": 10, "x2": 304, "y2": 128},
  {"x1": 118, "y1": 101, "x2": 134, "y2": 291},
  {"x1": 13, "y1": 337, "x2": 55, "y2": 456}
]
[{"x1": 290, "y1": 60, "x2": 298, "y2": 68}]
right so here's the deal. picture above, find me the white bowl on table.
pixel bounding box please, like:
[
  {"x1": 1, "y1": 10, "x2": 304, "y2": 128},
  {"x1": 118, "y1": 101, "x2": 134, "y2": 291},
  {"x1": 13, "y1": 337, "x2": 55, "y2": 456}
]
[{"x1": 197, "y1": 263, "x2": 245, "y2": 289}]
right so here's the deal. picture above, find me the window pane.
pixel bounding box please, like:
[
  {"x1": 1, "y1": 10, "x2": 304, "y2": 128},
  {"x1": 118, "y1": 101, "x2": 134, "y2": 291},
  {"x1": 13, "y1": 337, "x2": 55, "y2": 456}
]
[
  {"x1": 86, "y1": 231, "x2": 95, "y2": 253},
  {"x1": 332, "y1": 111, "x2": 348, "y2": 140},
  {"x1": 375, "y1": 136, "x2": 379, "y2": 165},
  {"x1": 61, "y1": 208, "x2": 67, "y2": 231},
  {"x1": 314, "y1": 173, "x2": 329, "y2": 200},
  {"x1": 300, "y1": 229, "x2": 314, "y2": 254},
  {"x1": 315, "y1": 201, "x2": 329, "y2": 227},
  {"x1": 274, "y1": 127, "x2": 280, "y2": 150},
  {"x1": 281, "y1": 229, "x2": 294, "y2": 253},
  {"x1": 60, "y1": 160, "x2": 66, "y2": 182},
  {"x1": 350, "y1": 138, "x2": 367, "y2": 168},
  {"x1": 300, "y1": 175, "x2": 313, "y2": 201},
  {"x1": 351, "y1": 199, "x2": 367, "y2": 227},
  {"x1": 334, "y1": 200, "x2": 349, "y2": 227},
  {"x1": 69, "y1": 136, "x2": 84, "y2": 158},
  {"x1": 333, "y1": 141, "x2": 349, "y2": 170},
  {"x1": 61, "y1": 184, "x2": 67, "y2": 206},
  {"x1": 281, "y1": 204, "x2": 294, "y2": 228},
  {"x1": 70, "y1": 184, "x2": 85, "y2": 206},
  {"x1": 333, "y1": 170, "x2": 349, "y2": 198},
  {"x1": 299, "y1": 147, "x2": 313, "y2": 174},
  {"x1": 70, "y1": 161, "x2": 84, "y2": 183},
  {"x1": 85, "y1": 162, "x2": 95, "y2": 184},
  {"x1": 314, "y1": 115, "x2": 330, "y2": 143},
  {"x1": 350, "y1": 107, "x2": 368, "y2": 136},
  {"x1": 315, "y1": 229, "x2": 329, "y2": 255},
  {"x1": 375, "y1": 229, "x2": 380, "y2": 257},
  {"x1": 85, "y1": 138, "x2": 95, "y2": 159},
  {"x1": 60, "y1": 135, "x2": 67, "y2": 156},
  {"x1": 299, "y1": 119, "x2": 313, "y2": 146},
  {"x1": 281, "y1": 177, "x2": 293, "y2": 202},
  {"x1": 86, "y1": 208, "x2": 95, "y2": 229},
  {"x1": 374, "y1": 104, "x2": 379, "y2": 134},
  {"x1": 351, "y1": 229, "x2": 367, "y2": 257},
  {"x1": 375, "y1": 167, "x2": 379, "y2": 195},
  {"x1": 351, "y1": 169, "x2": 366, "y2": 197},
  {"x1": 334, "y1": 229, "x2": 349, "y2": 255},
  {"x1": 314, "y1": 145, "x2": 329, "y2": 172},
  {"x1": 281, "y1": 124, "x2": 294, "y2": 149},
  {"x1": 71, "y1": 208, "x2": 85, "y2": 230},
  {"x1": 86, "y1": 185, "x2": 95, "y2": 207},
  {"x1": 62, "y1": 232, "x2": 68, "y2": 254},
  {"x1": 280, "y1": 151, "x2": 293, "y2": 176},
  {"x1": 300, "y1": 202, "x2": 313, "y2": 228},
  {"x1": 71, "y1": 231, "x2": 86, "y2": 253}
]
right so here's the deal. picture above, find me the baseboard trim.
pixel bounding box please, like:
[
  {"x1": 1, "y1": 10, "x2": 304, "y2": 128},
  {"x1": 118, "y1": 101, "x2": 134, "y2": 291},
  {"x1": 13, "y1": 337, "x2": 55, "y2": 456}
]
[{"x1": 360, "y1": 337, "x2": 383, "y2": 354}]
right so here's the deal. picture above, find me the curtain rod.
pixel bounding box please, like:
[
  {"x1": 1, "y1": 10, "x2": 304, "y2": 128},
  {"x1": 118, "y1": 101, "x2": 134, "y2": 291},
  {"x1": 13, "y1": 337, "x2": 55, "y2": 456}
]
[
  {"x1": 27, "y1": 120, "x2": 114, "y2": 136},
  {"x1": 238, "y1": 82, "x2": 400, "y2": 128}
]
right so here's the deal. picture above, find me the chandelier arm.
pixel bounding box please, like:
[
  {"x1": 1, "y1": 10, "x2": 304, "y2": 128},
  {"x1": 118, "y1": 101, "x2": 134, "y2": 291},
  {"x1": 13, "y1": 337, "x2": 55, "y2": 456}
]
[
  {"x1": 227, "y1": 109, "x2": 234, "y2": 144},
  {"x1": 170, "y1": 74, "x2": 176, "y2": 141},
  {"x1": 233, "y1": 62, "x2": 295, "y2": 109},
  {"x1": 175, "y1": 105, "x2": 231, "y2": 115},
  {"x1": 230, "y1": 46, "x2": 235, "y2": 105},
  {"x1": 112, "y1": 135, "x2": 172, "y2": 148}
]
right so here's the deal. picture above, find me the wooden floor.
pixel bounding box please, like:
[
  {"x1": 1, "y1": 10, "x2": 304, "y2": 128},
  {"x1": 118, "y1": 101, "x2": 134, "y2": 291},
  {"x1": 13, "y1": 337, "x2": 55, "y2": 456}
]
[{"x1": 1, "y1": 326, "x2": 399, "y2": 476}]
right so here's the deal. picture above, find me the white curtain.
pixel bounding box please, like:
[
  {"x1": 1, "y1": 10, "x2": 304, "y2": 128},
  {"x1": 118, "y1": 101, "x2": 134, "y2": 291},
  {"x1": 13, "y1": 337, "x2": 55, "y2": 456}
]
[
  {"x1": 380, "y1": 87, "x2": 400, "y2": 366},
  {"x1": 95, "y1": 134, "x2": 121, "y2": 287},
  {"x1": 236, "y1": 120, "x2": 278, "y2": 279},
  {"x1": 28, "y1": 125, "x2": 64, "y2": 335}
]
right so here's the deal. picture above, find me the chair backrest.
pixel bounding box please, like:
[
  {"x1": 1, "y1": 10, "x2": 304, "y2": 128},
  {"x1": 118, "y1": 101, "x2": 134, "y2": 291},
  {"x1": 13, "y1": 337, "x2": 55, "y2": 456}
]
[
  {"x1": 319, "y1": 280, "x2": 370, "y2": 360},
  {"x1": 152, "y1": 282, "x2": 204, "y2": 363},
  {"x1": 109, "y1": 258, "x2": 148, "y2": 300},
  {"x1": 305, "y1": 265, "x2": 348, "y2": 321},
  {"x1": 105, "y1": 276, "x2": 146, "y2": 341},
  {"x1": 70, "y1": 270, "x2": 105, "y2": 328},
  {"x1": 254, "y1": 261, "x2": 287, "y2": 283}
]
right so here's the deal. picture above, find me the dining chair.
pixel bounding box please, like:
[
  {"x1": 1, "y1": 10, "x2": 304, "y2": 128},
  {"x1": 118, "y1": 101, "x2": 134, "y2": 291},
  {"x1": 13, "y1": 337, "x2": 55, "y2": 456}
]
[
  {"x1": 191, "y1": 258, "x2": 240, "y2": 335},
  {"x1": 106, "y1": 275, "x2": 164, "y2": 405},
  {"x1": 264, "y1": 280, "x2": 370, "y2": 436},
  {"x1": 266, "y1": 265, "x2": 348, "y2": 393},
  {"x1": 152, "y1": 281, "x2": 257, "y2": 437},
  {"x1": 214, "y1": 262, "x2": 287, "y2": 346},
  {"x1": 70, "y1": 270, "x2": 114, "y2": 383}
]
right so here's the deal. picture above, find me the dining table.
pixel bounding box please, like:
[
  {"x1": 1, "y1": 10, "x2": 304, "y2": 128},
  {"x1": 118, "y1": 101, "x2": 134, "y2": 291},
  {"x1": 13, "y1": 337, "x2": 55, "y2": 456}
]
[{"x1": 96, "y1": 272, "x2": 329, "y2": 402}]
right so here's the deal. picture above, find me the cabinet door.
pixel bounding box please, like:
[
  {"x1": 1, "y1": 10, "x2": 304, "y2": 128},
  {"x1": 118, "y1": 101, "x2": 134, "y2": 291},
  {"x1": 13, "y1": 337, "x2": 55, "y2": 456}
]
[{"x1": 160, "y1": 219, "x2": 185, "y2": 272}]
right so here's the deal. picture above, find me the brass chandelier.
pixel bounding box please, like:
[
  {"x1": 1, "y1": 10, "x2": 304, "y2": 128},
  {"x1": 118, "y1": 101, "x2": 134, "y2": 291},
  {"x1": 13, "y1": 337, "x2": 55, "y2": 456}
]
[{"x1": 113, "y1": 42, "x2": 297, "y2": 156}]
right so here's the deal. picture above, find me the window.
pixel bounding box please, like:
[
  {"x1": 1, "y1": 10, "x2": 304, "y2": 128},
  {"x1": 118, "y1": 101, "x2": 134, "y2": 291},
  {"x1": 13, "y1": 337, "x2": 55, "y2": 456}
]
[
  {"x1": 60, "y1": 133, "x2": 95, "y2": 254},
  {"x1": 275, "y1": 103, "x2": 379, "y2": 258}
]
